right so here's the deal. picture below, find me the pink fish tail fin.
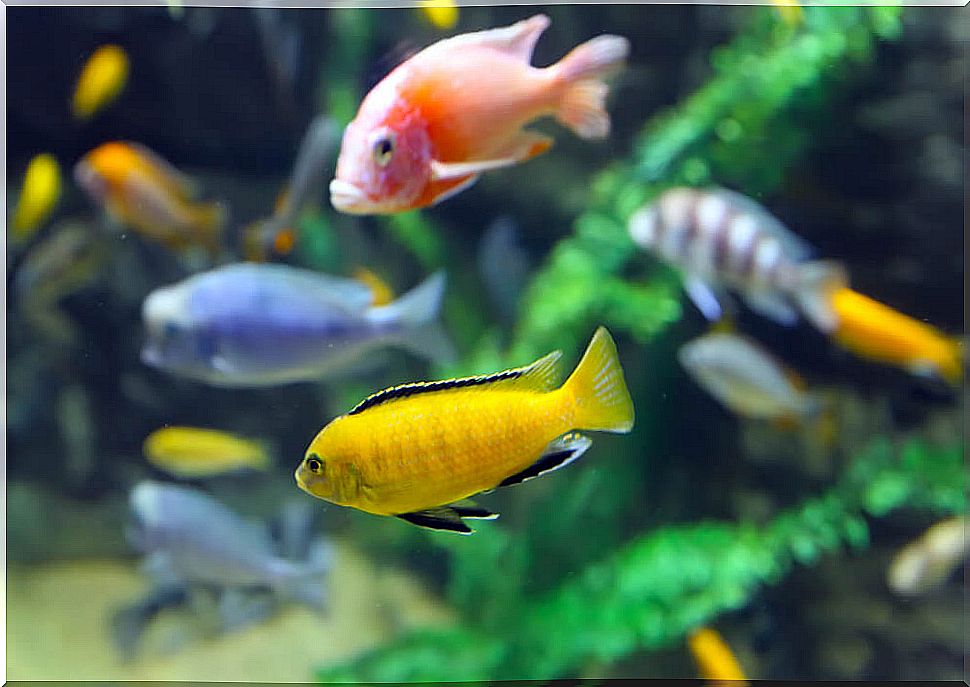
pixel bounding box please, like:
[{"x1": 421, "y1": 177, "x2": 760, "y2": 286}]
[{"x1": 554, "y1": 35, "x2": 629, "y2": 139}]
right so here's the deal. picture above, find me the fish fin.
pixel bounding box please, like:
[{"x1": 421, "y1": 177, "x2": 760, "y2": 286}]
[
  {"x1": 438, "y1": 13, "x2": 549, "y2": 62},
  {"x1": 391, "y1": 320, "x2": 459, "y2": 366},
  {"x1": 554, "y1": 35, "x2": 629, "y2": 139},
  {"x1": 397, "y1": 508, "x2": 474, "y2": 534},
  {"x1": 352, "y1": 266, "x2": 395, "y2": 306},
  {"x1": 684, "y1": 275, "x2": 724, "y2": 322},
  {"x1": 562, "y1": 327, "x2": 634, "y2": 433},
  {"x1": 347, "y1": 348, "x2": 562, "y2": 415},
  {"x1": 366, "y1": 270, "x2": 446, "y2": 328},
  {"x1": 793, "y1": 261, "x2": 848, "y2": 333},
  {"x1": 193, "y1": 200, "x2": 227, "y2": 257},
  {"x1": 123, "y1": 141, "x2": 198, "y2": 198},
  {"x1": 448, "y1": 499, "x2": 500, "y2": 520},
  {"x1": 743, "y1": 290, "x2": 799, "y2": 327},
  {"x1": 490, "y1": 130, "x2": 554, "y2": 164},
  {"x1": 431, "y1": 158, "x2": 520, "y2": 180},
  {"x1": 428, "y1": 173, "x2": 479, "y2": 206},
  {"x1": 498, "y1": 432, "x2": 592, "y2": 488}
]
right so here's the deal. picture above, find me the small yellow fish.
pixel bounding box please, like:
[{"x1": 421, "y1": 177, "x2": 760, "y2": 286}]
[
  {"x1": 418, "y1": 0, "x2": 459, "y2": 30},
  {"x1": 144, "y1": 426, "x2": 270, "y2": 478},
  {"x1": 296, "y1": 327, "x2": 634, "y2": 534},
  {"x1": 887, "y1": 516, "x2": 968, "y2": 596},
  {"x1": 11, "y1": 153, "x2": 61, "y2": 243},
  {"x1": 72, "y1": 44, "x2": 130, "y2": 120},
  {"x1": 74, "y1": 141, "x2": 225, "y2": 255},
  {"x1": 829, "y1": 287, "x2": 963, "y2": 385},
  {"x1": 770, "y1": 0, "x2": 803, "y2": 26},
  {"x1": 687, "y1": 627, "x2": 749, "y2": 683},
  {"x1": 352, "y1": 266, "x2": 395, "y2": 307}
]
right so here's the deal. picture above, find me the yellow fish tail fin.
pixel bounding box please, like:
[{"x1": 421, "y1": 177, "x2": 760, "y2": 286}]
[
  {"x1": 563, "y1": 326, "x2": 634, "y2": 433},
  {"x1": 194, "y1": 200, "x2": 227, "y2": 255},
  {"x1": 554, "y1": 34, "x2": 629, "y2": 139}
]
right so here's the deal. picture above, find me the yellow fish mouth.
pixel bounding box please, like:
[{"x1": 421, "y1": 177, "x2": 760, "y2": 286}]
[{"x1": 329, "y1": 178, "x2": 369, "y2": 213}]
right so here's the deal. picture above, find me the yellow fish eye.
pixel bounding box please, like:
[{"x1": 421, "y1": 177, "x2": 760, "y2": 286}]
[
  {"x1": 372, "y1": 134, "x2": 395, "y2": 167},
  {"x1": 305, "y1": 454, "x2": 324, "y2": 474}
]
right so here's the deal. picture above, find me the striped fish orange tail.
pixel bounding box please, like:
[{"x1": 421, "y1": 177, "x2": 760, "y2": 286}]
[{"x1": 562, "y1": 326, "x2": 635, "y2": 433}]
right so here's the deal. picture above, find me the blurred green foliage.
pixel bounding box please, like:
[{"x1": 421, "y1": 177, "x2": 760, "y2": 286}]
[{"x1": 307, "y1": 5, "x2": 966, "y2": 684}]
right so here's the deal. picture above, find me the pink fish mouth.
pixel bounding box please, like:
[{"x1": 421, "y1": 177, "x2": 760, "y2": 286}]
[{"x1": 329, "y1": 178, "x2": 369, "y2": 214}]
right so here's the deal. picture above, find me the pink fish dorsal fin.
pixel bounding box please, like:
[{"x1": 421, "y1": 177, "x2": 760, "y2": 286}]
[{"x1": 441, "y1": 14, "x2": 550, "y2": 62}]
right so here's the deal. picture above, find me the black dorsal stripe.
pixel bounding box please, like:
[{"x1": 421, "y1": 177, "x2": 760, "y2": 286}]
[{"x1": 348, "y1": 368, "x2": 524, "y2": 415}]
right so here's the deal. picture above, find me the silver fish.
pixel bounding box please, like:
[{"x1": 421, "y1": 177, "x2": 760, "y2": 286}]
[
  {"x1": 629, "y1": 187, "x2": 846, "y2": 332},
  {"x1": 141, "y1": 264, "x2": 451, "y2": 387},
  {"x1": 678, "y1": 332, "x2": 821, "y2": 421},
  {"x1": 128, "y1": 480, "x2": 333, "y2": 609}
]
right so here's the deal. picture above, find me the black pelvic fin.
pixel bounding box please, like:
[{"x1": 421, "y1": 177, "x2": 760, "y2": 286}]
[
  {"x1": 396, "y1": 508, "x2": 473, "y2": 534},
  {"x1": 498, "y1": 432, "x2": 593, "y2": 488}
]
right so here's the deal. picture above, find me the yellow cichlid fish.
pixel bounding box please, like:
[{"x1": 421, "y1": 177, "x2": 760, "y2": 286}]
[
  {"x1": 296, "y1": 326, "x2": 634, "y2": 534},
  {"x1": 144, "y1": 426, "x2": 270, "y2": 478},
  {"x1": 418, "y1": 0, "x2": 459, "y2": 30},
  {"x1": 11, "y1": 153, "x2": 62, "y2": 243},
  {"x1": 829, "y1": 287, "x2": 963, "y2": 385},
  {"x1": 687, "y1": 627, "x2": 749, "y2": 683},
  {"x1": 72, "y1": 44, "x2": 130, "y2": 120}
]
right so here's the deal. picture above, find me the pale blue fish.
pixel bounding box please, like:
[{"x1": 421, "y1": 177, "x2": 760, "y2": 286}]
[
  {"x1": 678, "y1": 332, "x2": 821, "y2": 421},
  {"x1": 127, "y1": 481, "x2": 333, "y2": 610},
  {"x1": 141, "y1": 264, "x2": 450, "y2": 387},
  {"x1": 477, "y1": 215, "x2": 532, "y2": 324},
  {"x1": 629, "y1": 187, "x2": 846, "y2": 332}
]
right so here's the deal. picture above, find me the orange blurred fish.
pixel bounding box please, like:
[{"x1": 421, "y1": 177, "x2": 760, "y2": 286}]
[
  {"x1": 829, "y1": 287, "x2": 963, "y2": 385},
  {"x1": 74, "y1": 142, "x2": 225, "y2": 255},
  {"x1": 330, "y1": 14, "x2": 629, "y2": 214},
  {"x1": 295, "y1": 327, "x2": 634, "y2": 534}
]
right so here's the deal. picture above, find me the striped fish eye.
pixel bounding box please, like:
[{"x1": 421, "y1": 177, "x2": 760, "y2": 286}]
[
  {"x1": 305, "y1": 454, "x2": 324, "y2": 474},
  {"x1": 372, "y1": 134, "x2": 395, "y2": 167}
]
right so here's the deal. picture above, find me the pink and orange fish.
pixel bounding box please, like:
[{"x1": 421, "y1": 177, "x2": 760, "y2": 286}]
[{"x1": 330, "y1": 14, "x2": 629, "y2": 214}]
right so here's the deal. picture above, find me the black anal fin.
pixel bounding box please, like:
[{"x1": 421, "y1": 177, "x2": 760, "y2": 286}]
[
  {"x1": 396, "y1": 508, "x2": 473, "y2": 534},
  {"x1": 498, "y1": 432, "x2": 593, "y2": 488},
  {"x1": 450, "y1": 499, "x2": 500, "y2": 520}
]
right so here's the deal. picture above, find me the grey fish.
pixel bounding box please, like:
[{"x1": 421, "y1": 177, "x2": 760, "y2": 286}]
[
  {"x1": 141, "y1": 264, "x2": 451, "y2": 387},
  {"x1": 678, "y1": 332, "x2": 821, "y2": 421},
  {"x1": 629, "y1": 187, "x2": 846, "y2": 332},
  {"x1": 128, "y1": 480, "x2": 333, "y2": 609}
]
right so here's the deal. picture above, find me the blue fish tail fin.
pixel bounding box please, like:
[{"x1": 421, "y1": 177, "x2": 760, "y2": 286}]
[
  {"x1": 281, "y1": 538, "x2": 334, "y2": 613},
  {"x1": 794, "y1": 260, "x2": 848, "y2": 333},
  {"x1": 367, "y1": 270, "x2": 446, "y2": 328}
]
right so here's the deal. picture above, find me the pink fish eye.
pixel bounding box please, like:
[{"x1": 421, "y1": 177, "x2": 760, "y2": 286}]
[{"x1": 372, "y1": 133, "x2": 396, "y2": 167}]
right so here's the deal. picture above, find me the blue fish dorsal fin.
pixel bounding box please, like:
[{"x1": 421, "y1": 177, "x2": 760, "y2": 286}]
[{"x1": 346, "y1": 349, "x2": 563, "y2": 416}]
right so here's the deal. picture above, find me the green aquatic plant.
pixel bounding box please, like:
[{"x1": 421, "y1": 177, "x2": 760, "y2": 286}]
[{"x1": 317, "y1": 438, "x2": 964, "y2": 682}]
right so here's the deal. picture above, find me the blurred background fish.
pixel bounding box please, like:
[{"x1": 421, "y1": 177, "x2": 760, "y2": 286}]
[
  {"x1": 477, "y1": 216, "x2": 532, "y2": 326},
  {"x1": 74, "y1": 141, "x2": 226, "y2": 257},
  {"x1": 143, "y1": 426, "x2": 271, "y2": 479},
  {"x1": 140, "y1": 264, "x2": 452, "y2": 387},
  {"x1": 10, "y1": 153, "x2": 62, "y2": 245},
  {"x1": 677, "y1": 331, "x2": 824, "y2": 424},
  {"x1": 629, "y1": 187, "x2": 847, "y2": 331},
  {"x1": 241, "y1": 116, "x2": 340, "y2": 262},
  {"x1": 417, "y1": 0, "x2": 459, "y2": 31},
  {"x1": 71, "y1": 44, "x2": 129, "y2": 120},
  {"x1": 687, "y1": 626, "x2": 749, "y2": 683},
  {"x1": 887, "y1": 516, "x2": 968, "y2": 596},
  {"x1": 115, "y1": 481, "x2": 333, "y2": 658},
  {"x1": 827, "y1": 287, "x2": 964, "y2": 386}
]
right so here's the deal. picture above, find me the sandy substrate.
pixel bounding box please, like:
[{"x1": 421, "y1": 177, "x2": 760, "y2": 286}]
[{"x1": 6, "y1": 541, "x2": 455, "y2": 681}]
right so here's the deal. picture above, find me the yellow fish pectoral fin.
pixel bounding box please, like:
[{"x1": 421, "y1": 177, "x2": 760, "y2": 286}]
[
  {"x1": 498, "y1": 432, "x2": 592, "y2": 488},
  {"x1": 396, "y1": 502, "x2": 499, "y2": 535}
]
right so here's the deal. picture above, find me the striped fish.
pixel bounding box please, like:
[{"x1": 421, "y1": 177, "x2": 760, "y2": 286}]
[{"x1": 628, "y1": 187, "x2": 846, "y2": 332}]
